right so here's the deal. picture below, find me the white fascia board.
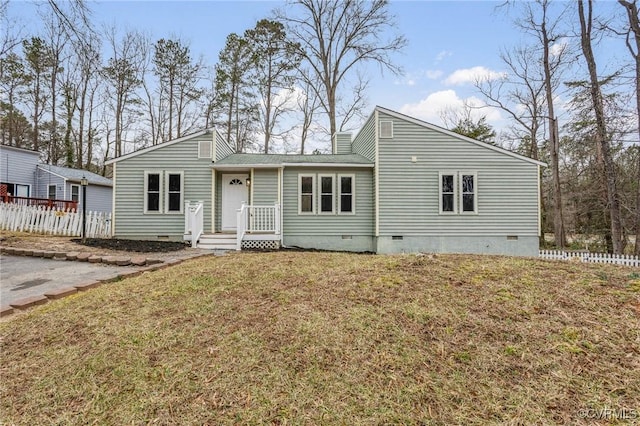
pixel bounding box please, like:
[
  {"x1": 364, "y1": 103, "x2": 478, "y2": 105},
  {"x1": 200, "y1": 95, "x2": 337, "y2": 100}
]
[
  {"x1": 105, "y1": 129, "x2": 213, "y2": 165},
  {"x1": 211, "y1": 164, "x2": 284, "y2": 170},
  {"x1": 375, "y1": 106, "x2": 547, "y2": 167},
  {"x1": 282, "y1": 163, "x2": 374, "y2": 168},
  {"x1": 37, "y1": 165, "x2": 67, "y2": 181}
]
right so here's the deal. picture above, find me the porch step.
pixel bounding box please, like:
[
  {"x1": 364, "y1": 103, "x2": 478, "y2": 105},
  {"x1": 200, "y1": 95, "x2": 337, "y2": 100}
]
[{"x1": 196, "y1": 233, "x2": 237, "y2": 250}]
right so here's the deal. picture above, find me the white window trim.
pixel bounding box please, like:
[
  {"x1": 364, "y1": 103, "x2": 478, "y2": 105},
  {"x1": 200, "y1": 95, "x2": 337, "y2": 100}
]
[
  {"x1": 459, "y1": 172, "x2": 478, "y2": 215},
  {"x1": 438, "y1": 171, "x2": 457, "y2": 215},
  {"x1": 380, "y1": 120, "x2": 394, "y2": 138},
  {"x1": 144, "y1": 171, "x2": 163, "y2": 214},
  {"x1": 338, "y1": 173, "x2": 356, "y2": 215},
  {"x1": 318, "y1": 173, "x2": 335, "y2": 215},
  {"x1": 164, "y1": 171, "x2": 184, "y2": 214},
  {"x1": 70, "y1": 184, "x2": 80, "y2": 203},
  {"x1": 298, "y1": 174, "x2": 315, "y2": 215}
]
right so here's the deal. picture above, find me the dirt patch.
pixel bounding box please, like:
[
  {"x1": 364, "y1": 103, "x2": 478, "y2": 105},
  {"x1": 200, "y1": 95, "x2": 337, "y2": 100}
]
[{"x1": 71, "y1": 238, "x2": 188, "y2": 253}]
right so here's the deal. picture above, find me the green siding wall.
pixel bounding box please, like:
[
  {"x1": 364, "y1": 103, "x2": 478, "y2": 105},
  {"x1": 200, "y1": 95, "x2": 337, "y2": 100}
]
[
  {"x1": 214, "y1": 171, "x2": 222, "y2": 231},
  {"x1": 113, "y1": 135, "x2": 212, "y2": 240},
  {"x1": 252, "y1": 169, "x2": 279, "y2": 205},
  {"x1": 376, "y1": 111, "x2": 539, "y2": 238},
  {"x1": 282, "y1": 167, "x2": 374, "y2": 239},
  {"x1": 351, "y1": 113, "x2": 376, "y2": 161},
  {"x1": 215, "y1": 130, "x2": 234, "y2": 160}
]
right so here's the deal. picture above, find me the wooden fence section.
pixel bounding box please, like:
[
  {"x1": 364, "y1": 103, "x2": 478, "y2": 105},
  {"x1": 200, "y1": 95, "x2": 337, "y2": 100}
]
[
  {"x1": 539, "y1": 249, "x2": 640, "y2": 267},
  {"x1": 0, "y1": 203, "x2": 111, "y2": 238}
]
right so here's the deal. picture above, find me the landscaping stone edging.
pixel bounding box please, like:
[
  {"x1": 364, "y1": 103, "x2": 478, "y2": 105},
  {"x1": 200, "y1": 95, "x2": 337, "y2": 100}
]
[{"x1": 0, "y1": 246, "x2": 163, "y2": 267}]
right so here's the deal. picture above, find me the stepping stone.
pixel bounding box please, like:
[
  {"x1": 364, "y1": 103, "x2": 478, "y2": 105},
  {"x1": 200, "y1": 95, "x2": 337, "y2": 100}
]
[
  {"x1": 53, "y1": 252, "x2": 67, "y2": 260},
  {"x1": 76, "y1": 253, "x2": 92, "y2": 262},
  {"x1": 130, "y1": 256, "x2": 147, "y2": 266},
  {"x1": 12, "y1": 248, "x2": 25, "y2": 256},
  {"x1": 22, "y1": 249, "x2": 34, "y2": 256},
  {"x1": 88, "y1": 255, "x2": 102, "y2": 263},
  {"x1": 102, "y1": 256, "x2": 118, "y2": 265},
  {"x1": 10, "y1": 295, "x2": 48, "y2": 310},
  {"x1": 74, "y1": 281, "x2": 102, "y2": 291},
  {"x1": 145, "y1": 259, "x2": 163, "y2": 265},
  {"x1": 66, "y1": 252, "x2": 80, "y2": 261},
  {"x1": 44, "y1": 287, "x2": 78, "y2": 299},
  {"x1": 0, "y1": 306, "x2": 14, "y2": 317},
  {"x1": 115, "y1": 257, "x2": 131, "y2": 266},
  {"x1": 31, "y1": 250, "x2": 45, "y2": 257},
  {"x1": 42, "y1": 251, "x2": 56, "y2": 259}
]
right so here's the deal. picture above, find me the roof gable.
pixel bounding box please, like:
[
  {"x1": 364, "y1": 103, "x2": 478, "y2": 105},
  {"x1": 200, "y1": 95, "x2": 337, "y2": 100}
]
[
  {"x1": 104, "y1": 129, "x2": 214, "y2": 165},
  {"x1": 375, "y1": 106, "x2": 546, "y2": 167}
]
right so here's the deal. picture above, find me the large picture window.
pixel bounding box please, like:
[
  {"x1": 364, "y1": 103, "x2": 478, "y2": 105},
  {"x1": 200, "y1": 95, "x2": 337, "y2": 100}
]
[
  {"x1": 439, "y1": 171, "x2": 477, "y2": 214},
  {"x1": 299, "y1": 175, "x2": 314, "y2": 214}
]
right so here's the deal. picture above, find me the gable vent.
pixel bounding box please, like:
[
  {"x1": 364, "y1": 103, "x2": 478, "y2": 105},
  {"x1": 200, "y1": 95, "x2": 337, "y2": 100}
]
[
  {"x1": 380, "y1": 121, "x2": 393, "y2": 138},
  {"x1": 198, "y1": 141, "x2": 212, "y2": 159}
]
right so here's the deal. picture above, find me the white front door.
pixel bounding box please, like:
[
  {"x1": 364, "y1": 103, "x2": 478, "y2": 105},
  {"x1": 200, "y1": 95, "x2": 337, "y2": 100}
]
[{"x1": 221, "y1": 174, "x2": 249, "y2": 231}]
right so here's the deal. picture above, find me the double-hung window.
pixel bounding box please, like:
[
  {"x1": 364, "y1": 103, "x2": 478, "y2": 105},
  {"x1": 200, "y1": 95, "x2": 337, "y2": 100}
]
[
  {"x1": 338, "y1": 174, "x2": 355, "y2": 214},
  {"x1": 145, "y1": 172, "x2": 162, "y2": 213},
  {"x1": 165, "y1": 172, "x2": 184, "y2": 213},
  {"x1": 439, "y1": 171, "x2": 477, "y2": 214},
  {"x1": 48, "y1": 184, "x2": 57, "y2": 200},
  {"x1": 319, "y1": 174, "x2": 334, "y2": 214},
  {"x1": 70, "y1": 185, "x2": 80, "y2": 203},
  {"x1": 299, "y1": 175, "x2": 315, "y2": 214}
]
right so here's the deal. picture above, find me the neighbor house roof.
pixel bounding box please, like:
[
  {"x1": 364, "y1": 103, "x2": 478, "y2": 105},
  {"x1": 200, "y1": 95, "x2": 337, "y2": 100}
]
[
  {"x1": 37, "y1": 164, "x2": 113, "y2": 187},
  {"x1": 0, "y1": 144, "x2": 40, "y2": 156},
  {"x1": 212, "y1": 153, "x2": 374, "y2": 169}
]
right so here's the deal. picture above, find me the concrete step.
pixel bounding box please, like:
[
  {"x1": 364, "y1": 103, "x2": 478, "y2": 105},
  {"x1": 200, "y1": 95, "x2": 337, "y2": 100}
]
[{"x1": 197, "y1": 234, "x2": 237, "y2": 250}]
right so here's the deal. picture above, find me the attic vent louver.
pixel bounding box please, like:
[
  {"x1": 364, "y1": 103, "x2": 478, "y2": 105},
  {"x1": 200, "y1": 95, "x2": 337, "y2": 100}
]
[
  {"x1": 198, "y1": 141, "x2": 212, "y2": 159},
  {"x1": 380, "y1": 121, "x2": 393, "y2": 138}
]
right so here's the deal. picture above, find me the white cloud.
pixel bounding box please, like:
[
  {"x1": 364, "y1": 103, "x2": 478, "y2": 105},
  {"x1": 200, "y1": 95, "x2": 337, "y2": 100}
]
[
  {"x1": 425, "y1": 70, "x2": 443, "y2": 80},
  {"x1": 444, "y1": 66, "x2": 506, "y2": 86},
  {"x1": 550, "y1": 38, "x2": 568, "y2": 57},
  {"x1": 399, "y1": 90, "x2": 503, "y2": 128},
  {"x1": 435, "y1": 50, "x2": 452, "y2": 63}
]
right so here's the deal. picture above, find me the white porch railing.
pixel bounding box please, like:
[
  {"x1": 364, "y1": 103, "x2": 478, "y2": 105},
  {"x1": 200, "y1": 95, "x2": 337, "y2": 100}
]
[
  {"x1": 184, "y1": 201, "x2": 204, "y2": 248},
  {"x1": 237, "y1": 203, "x2": 280, "y2": 251}
]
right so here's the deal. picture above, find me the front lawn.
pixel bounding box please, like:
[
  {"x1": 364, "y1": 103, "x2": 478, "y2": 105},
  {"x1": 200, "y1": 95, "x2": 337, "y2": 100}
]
[{"x1": 1, "y1": 252, "x2": 638, "y2": 424}]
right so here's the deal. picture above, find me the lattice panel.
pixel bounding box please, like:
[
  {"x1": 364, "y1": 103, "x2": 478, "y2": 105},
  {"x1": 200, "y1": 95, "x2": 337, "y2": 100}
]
[{"x1": 242, "y1": 240, "x2": 280, "y2": 250}]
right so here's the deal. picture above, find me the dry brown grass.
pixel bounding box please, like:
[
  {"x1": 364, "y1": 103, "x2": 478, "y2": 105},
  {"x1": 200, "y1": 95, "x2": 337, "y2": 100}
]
[{"x1": 1, "y1": 252, "x2": 639, "y2": 425}]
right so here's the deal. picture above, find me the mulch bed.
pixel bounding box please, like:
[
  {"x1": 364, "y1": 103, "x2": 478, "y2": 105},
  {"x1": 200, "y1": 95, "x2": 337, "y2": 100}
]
[{"x1": 71, "y1": 238, "x2": 188, "y2": 253}]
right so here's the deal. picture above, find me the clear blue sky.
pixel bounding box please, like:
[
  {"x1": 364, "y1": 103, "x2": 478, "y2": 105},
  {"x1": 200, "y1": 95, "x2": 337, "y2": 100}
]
[{"x1": 8, "y1": 0, "x2": 631, "y2": 135}]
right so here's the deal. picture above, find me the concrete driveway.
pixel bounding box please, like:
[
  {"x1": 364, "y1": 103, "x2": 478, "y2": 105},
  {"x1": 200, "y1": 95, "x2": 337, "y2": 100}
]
[{"x1": 0, "y1": 254, "x2": 144, "y2": 307}]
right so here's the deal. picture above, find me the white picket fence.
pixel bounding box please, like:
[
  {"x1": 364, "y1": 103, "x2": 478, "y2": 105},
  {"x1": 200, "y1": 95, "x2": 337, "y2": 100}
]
[
  {"x1": 0, "y1": 203, "x2": 111, "y2": 238},
  {"x1": 539, "y1": 249, "x2": 640, "y2": 267}
]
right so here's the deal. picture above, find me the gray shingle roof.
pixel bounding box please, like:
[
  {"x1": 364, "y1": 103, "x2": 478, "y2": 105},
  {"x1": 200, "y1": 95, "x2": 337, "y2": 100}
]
[
  {"x1": 215, "y1": 153, "x2": 373, "y2": 166},
  {"x1": 38, "y1": 164, "x2": 113, "y2": 187}
]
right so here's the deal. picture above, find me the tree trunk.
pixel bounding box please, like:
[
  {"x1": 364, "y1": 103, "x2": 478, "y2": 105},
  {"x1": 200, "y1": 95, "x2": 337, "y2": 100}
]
[
  {"x1": 618, "y1": 0, "x2": 640, "y2": 255},
  {"x1": 578, "y1": 0, "x2": 625, "y2": 254},
  {"x1": 541, "y1": 17, "x2": 566, "y2": 248}
]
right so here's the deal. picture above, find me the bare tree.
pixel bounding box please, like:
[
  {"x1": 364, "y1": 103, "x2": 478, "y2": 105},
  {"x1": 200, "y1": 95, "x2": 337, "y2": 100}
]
[
  {"x1": 577, "y1": 0, "x2": 625, "y2": 253},
  {"x1": 0, "y1": 0, "x2": 24, "y2": 57},
  {"x1": 277, "y1": 0, "x2": 407, "y2": 139},
  {"x1": 296, "y1": 70, "x2": 321, "y2": 154},
  {"x1": 618, "y1": 0, "x2": 640, "y2": 255}
]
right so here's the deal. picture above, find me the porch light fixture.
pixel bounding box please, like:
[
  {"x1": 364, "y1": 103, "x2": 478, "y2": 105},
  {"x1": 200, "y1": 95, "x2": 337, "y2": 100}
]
[
  {"x1": 246, "y1": 177, "x2": 251, "y2": 187},
  {"x1": 80, "y1": 176, "x2": 88, "y2": 242}
]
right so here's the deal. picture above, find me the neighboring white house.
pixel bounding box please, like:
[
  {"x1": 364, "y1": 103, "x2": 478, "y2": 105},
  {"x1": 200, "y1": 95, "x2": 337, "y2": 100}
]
[
  {"x1": 0, "y1": 144, "x2": 113, "y2": 213},
  {"x1": 106, "y1": 106, "x2": 545, "y2": 256}
]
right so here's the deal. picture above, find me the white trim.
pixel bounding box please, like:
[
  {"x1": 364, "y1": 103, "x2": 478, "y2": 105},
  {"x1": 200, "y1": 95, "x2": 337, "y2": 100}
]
[
  {"x1": 250, "y1": 168, "x2": 254, "y2": 205},
  {"x1": 338, "y1": 173, "x2": 356, "y2": 215},
  {"x1": 211, "y1": 170, "x2": 216, "y2": 233},
  {"x1": 375, "y1": 106, "x2": 546, "y2": 167},
  {"x1": 164, "y1": 171, "x2": 184, "y2": 214},
  {"x1": 38, "y1": 165, "x2": 67, "y2": 181},
  {"x1": 70, "y1": 184, "x2": 80, "y2": 203},
  {"x1": 438, "y1": 171, "x2": 457, "y2": 215},
  {"x1": 143, "y1": 171, "x2": 163, "y2": 214},
  {"x1": 374, "y1": 110, "x2": 380, "y2": 237},
  {"x1": 278, "y1": 167, "x2": 283, "y2": 241},
  {"x1": 317, "y1": 174, "x2": 335, "y2": 214},
  {"x1": 298, "y1": 174, "x2": 315, "y2": 215},
  {"x1": 212, "y1": 163, "x2": 372, "y2": 170},
  {"x1": 459, "y1": 172, "x2": 478, "y2": 215},
  {"x1": 111, "y1": 163, "x2": 116, "y2": 237},
  {"x1": 537, "y1": 165, "x2": 542, "y2": 237},
  {"x1": 105, "y1": 129, "x2": 213, "y2": 164}
]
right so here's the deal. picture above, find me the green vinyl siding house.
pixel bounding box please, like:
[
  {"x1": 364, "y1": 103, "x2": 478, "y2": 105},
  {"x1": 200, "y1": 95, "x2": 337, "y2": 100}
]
[{"x1": 105, "y1": 106, "x2": 544, "y2": 256}]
